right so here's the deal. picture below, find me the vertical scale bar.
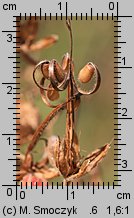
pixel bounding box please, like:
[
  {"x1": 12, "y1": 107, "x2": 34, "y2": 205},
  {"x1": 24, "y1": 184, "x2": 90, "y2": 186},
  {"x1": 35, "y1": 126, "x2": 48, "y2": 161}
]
[
  {"x1": 14, "y1": 15, "x2": 21, "y2": 186},
  {"x1": 15, "y1": 14, "x2": 22, "y2": 199},
  {"x1": 113, "y1": 2, "x2": 118, "y2": 185},
  {"x1": 113, "y1": 1, "x2": 121, "y2": 186},
  {"x1": 13, "y1": 14, "x2": 20, "y2": 200}
]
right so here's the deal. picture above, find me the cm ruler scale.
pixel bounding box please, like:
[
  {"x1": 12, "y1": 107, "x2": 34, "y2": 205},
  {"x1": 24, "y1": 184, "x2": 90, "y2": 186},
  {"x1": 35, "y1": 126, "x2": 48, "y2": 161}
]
[{"x1": 0, "y1": 0, "x2": 133, "y2": 217}]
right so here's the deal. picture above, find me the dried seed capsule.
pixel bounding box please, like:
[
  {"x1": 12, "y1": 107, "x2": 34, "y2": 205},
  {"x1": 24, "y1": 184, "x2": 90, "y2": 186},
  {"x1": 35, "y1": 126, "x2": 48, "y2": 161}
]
[
  {"x1": 41, "y1": 61, "x2": 50, "y2": 79},
  {"x1": 54, "y1": 60, "x2": 65, "y2": 82},
  {"x1": 47, "y1": 89, "x2": 59, "y2": 101},
  {"x1": 78, "y1": 63, "x2": 95, "y2": 83}
]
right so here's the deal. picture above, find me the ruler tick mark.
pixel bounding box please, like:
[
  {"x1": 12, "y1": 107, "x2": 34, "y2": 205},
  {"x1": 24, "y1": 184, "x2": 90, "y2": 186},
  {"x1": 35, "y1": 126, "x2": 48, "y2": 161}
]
[
  {"x1": 66, "y1": 2, "x2": 68, "y2": 20},
  {"x1": 76, "y1": 13, "x2": 77, "y2": 20},
  {"x1": 107, "y1": 13, "x2": 108, "y2": 20},
  {"x1": 40, "y1": 8, "x2": 42, "y2": 20},
  {"x1": 81, "y1": 13, "x2": 82, "y2": 20},
  {"x1": 91, "y1": 8, "x2": 92, "y2": 20}
]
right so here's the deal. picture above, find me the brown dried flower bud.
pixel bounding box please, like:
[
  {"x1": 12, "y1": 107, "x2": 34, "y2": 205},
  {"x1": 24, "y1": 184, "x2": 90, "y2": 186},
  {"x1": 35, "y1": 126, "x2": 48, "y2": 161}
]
[
  {"x1": 29, "y1": 35, "x2": 59, "y2": 52},
  {"x1": 41, "y1": 61, "x2": 50, "y2": 79},
  {"x1": 78, "y1": 63, "x2": 95, "y2": 83},
  {"x1": 47, "y1": 89, "x2": 59, "y2": 101}
]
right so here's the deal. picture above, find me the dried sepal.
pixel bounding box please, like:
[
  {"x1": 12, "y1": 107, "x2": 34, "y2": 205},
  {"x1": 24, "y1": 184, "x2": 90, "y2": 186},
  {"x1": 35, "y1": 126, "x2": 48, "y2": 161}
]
[
  {"x1": 46, "y1": 136, "x2": 60, "y2": 168},
  {"x1": 72, "y1": 131, "x2": 81, "y2": 161},
  {"x1": 65, "y1": 143, "x2": 111, "y2": 182},
  {"x1": 55, "y1": 139, "x2": 71, "y2": 177}
]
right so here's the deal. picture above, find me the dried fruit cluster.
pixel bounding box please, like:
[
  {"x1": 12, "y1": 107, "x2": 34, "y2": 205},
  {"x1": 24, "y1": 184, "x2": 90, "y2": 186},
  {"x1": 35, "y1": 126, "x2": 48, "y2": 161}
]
[{"x1": 18, "y1": 19, "x2": 111, "y2": 185}]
